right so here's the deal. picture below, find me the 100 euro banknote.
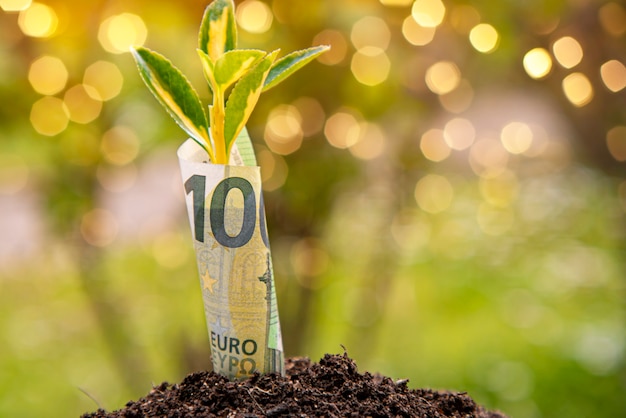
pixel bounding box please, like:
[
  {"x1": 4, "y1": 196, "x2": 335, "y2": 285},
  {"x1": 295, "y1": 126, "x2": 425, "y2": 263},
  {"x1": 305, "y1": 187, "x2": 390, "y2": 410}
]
[{"x1": 178, "y1": 139, "x2": 284, "y2": 379}]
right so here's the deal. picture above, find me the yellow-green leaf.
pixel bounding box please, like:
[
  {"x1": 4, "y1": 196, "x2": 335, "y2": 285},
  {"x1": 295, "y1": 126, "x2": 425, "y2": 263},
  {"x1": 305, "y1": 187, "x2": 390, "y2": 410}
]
[
  {"x1": 263, "y1": 45, "x2": 330, "y2": 91},
  {"x1": 130, "y1": 46, "x2": 212, "y2": 158},
  {"x1": 224, "y1": 51, "x2": 278, "y2": 157},
  {"x1": 198, "y1": 0, "x2": 236, "y2": 63},
  {"x1": 214, "y1": 49, "x2": 266, "y2": 90}
]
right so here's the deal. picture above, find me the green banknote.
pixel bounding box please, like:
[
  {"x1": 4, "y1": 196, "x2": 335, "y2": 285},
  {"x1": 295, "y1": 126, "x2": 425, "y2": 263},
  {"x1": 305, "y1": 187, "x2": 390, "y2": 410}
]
[{"x1": 178, "y1": 139, "x2": 284, "y2": 379}]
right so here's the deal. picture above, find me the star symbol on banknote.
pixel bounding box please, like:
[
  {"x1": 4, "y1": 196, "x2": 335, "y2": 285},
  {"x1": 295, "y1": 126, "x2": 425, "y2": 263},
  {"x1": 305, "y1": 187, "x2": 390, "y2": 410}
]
[
  {"x1": 211, "y1": 316, "x2": 229, "y2": 335},
  {"x1": 202, "y1": 270, "x2": 218, "y2": 293}
]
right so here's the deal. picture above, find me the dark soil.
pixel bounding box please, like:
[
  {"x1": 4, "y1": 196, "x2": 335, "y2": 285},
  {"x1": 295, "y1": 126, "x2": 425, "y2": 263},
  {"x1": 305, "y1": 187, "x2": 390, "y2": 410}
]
[{"x1": 83, "y1": 353, "x2": 508, "y2": 417}]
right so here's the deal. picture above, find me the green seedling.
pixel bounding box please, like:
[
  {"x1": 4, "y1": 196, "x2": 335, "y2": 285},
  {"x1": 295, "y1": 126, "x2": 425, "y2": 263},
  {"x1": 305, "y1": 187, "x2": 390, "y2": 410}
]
[{"x1": 130, "y1": 0, "x2": 329, "y2": 165}]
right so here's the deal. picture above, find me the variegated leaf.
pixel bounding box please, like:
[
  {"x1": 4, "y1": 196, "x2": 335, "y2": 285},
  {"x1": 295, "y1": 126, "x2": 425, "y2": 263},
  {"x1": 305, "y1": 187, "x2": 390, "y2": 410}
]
[
  {"x1": 263, "y1": 45, "x2": 330, "y2": 91},
  {"x1": 224, "y1": 51, "x2": 278, "y2": 156},
  {"x1": 130, "y1": 47, "x2": 212, "y2": 157},
  {"x1": 198, "y1": 0, "x2": 236, "y2": 62},
  {"x1": 214, "y1": 49, "x2": 265, "y2": 90}
]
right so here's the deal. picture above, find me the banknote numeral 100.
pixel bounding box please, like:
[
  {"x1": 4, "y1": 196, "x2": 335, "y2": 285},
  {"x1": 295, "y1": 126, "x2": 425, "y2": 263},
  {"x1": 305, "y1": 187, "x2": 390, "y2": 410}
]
[{"x1": 185, "y1": 175, "x2": 269, "y2": 249}]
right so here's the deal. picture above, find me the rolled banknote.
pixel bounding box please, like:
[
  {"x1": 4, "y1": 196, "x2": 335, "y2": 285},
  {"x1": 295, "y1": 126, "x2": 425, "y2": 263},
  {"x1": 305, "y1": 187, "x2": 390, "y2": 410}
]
[{"x1": 177, "y1": 138, "x2": 284, "y2": 379}]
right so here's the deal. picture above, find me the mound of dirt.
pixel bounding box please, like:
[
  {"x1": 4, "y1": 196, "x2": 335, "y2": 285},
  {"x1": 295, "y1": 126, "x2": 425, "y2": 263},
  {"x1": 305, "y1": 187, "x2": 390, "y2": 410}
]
[{"x1": 83, "y1": 353, "x2": 507, "y2": 417}]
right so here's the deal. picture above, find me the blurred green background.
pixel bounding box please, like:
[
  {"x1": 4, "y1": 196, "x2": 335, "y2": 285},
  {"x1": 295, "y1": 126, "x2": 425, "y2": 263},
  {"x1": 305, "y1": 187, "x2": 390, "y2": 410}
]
[{"x1": 1, "y1": 0, "x2": 625, "y2": 416}]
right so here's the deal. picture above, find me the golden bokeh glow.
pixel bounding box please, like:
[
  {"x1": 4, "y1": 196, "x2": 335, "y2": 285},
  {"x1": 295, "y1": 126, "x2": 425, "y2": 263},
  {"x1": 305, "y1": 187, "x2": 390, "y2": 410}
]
[
  {"x1": 439, "y1": 79, "x2": 474, "y2": 113},
  {"x1": 292, "y1": 97, "x2": 325, "y2": 136},
  {"x1": 562, "y1": 72, "x2": 593, "y2": 107},
  {"x1": 415, "y1": 174, "x2": 454, "y2": 214},
  {"x1": 30, "y1": 96, "x2": 69, "y2": 136},
  {"x1": 379, "y1": 0, "x2": 413, "y2": 6},
  {"x1": 18, "y1": 2, "x2": 57, "y2": 38},
  {"x1": 600, "y1": 60, "x2": 626, "y2": 93},
  {"x1": 420, "y1": 129, "x2": 450, "y2": 162},
  {"x1": 501, "y1": 122, "x2": 533, "y2": 154},
  {"x1": 479, "y1": 170, "x2": 519, "y2": 208},
  {"x1": 411, "y1": 0, "x2": 446, "y2": 28},
  {"x1": 348, "y1": 122, "x2": 387, "y2": 160},
  {"x1": 402, "y1": 16, "x2": 436, "y2": 46},
  {"x1": 28, "y1": 55, "x2": 68, "y2": 95},
  {"x1": 444, "y1": 118, "x2": 475, "y2": 150},
  {"x1": 425, "y1": 61, "x2": 461, "y2": 95},
  {"x1": 523, "y1": 48, "x2": 552, "y2": 79},
  {"x1": 313, "y1": 29, "x2": 348, "y2": 65},
  {"x1": 264, "y1": 104, "x2": 304, "y2": 155},
  {"x1": 469, "y1": 138, "x2": 509, "y2": 177},
  {"x1": 351, "y1": 49, "x2": 391, "y2": 86},
  {"x1": 324, "y1": 111, "x2": 361, "y2": 149},
  {"x1": 449, "y1": 4, "x2": 481, "y2": 34},
  {"x1": 98, "y1": 13, "x2": 147, "y2": 54},
  {"x1": 469, "y1": 23, "x2": 499, "y2": 53},
  {"x1": 64, "y1": 85, "x2": 103, "y2": 124},
  {"x1": 0, "y1": 0, "x2": 31, "y2": 12},
  {"x1": 236, "y1": 0, "x2": 273, "y2": 34},
  {"x1": 258, "y1": 147, "x2": 288, "y2": 191},
  {"x1": 606, "y1": 126, "x2": 626, "y2": 161},
  {"x1": 101, "y1": 126, "x2": 140, "y2": 165},
  {"x1": 83, "y1": 61, "x2": 124, "y2": 101},
  {"x1": 80, "y1": 208, "x2": 118, "y2": 247},
  {"x1": 351, "y1": 16, "x2": 391, "y2": 51},
  {"x1": 552, "y1": 36, "x2": 583, "y2": 69},
  {"x1": 598, "y1": 2, "x2": 626, "y2": 37}
]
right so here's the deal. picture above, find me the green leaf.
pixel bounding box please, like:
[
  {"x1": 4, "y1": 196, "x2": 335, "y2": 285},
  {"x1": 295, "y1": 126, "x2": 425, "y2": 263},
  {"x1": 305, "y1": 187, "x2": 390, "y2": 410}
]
[
  {"x1": 130, "y1": 47, "x2": 212, "y2": 156},
  {"x1": 263, "y1": 45, "x2": 330, "y2": 92},
  {"x1": 197, "y1": 49, "x2": 216, "y2": 92},
  {"x1": 198, "y1": 0, "x2": 236, "y2": 62},
  {"x1": 224, "y1": 51, "x2": 278, "y2": 157},
  {"x1": 233, "y1": 127, "x2": 257, "y2": 166},
  {"x1": 214, "y1": 49, "x2": 266, "y2": 90}
]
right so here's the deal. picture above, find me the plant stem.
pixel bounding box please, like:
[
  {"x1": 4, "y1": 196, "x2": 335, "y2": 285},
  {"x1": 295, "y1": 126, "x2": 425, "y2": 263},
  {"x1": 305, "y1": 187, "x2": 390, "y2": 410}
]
[{"x1": 211, "y1": 88, "x2": 227, "y2": 164}]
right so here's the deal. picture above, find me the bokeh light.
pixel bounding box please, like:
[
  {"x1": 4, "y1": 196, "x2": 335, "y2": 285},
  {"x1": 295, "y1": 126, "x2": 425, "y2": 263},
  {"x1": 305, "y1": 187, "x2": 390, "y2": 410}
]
[
  {"x1": 402, "y1": 15, "x2": 436, "y2": 46},
  {"x1": 443, "y1": 118, "x2": 475, "y2": 150},
  {"x1": 479, "y1": 169, "x2": 519, "y2": 208},
  {"x1": 0, "y1": 0, "x2": 31, "y2": 12},
  {"x1": 257, "y1": 146, "x2": 288, "y2": 191},
  {"x1": 64, "y1": 85, "x2": 103, "y2": 124},
  {"x1": 348, "y1": 122, "x2": 387, "y2": 160},
  {"x1": 313, "y1": 29, "x2": 348, "y2": 65},
  {"x1": 562, "y1": 72, "x2": 593, "y2": 107},
  {"x1": 552, "y1": 36, "x2": 583, "y2": 69},
  {"x1": 351, "y1": 16, "x2": 390, "y2": 51},
  {"x1": 83, "y1": 61, "x2": 124, "y2": 101},
  {"x1": 449, "y1": 4, "x2": 481, "y2": 34},
  {"x1": 420, "y1": 128, "x2": 450, "y2": 162},
  {"x1": 501, "y1": 122, "x2": 534, "y2": 154},
  {"x1": 30, "y1": 96, "x2": 69, "y2": 136},
  {"x1": 379, "y1": 0, "x2": 413, "y2": 6},
  {"x1": 292, "y1": 97, "x2": 325, "y2": 137},
  {"x1": 523, "y1": 48, "x2": 552, "y2": 79},
  {"x1": 606, "y1": 126, "x2": 626, "y2": 161},
  {"x1": 438, "y1": 79, "x2": 474, "y2": 113},
  {"x1": 98, "y1": 13, "x2": 147, "y2": 54},
  {"x1": 28, "y1": 55, "x2": 68, "y2": 95},
  {"x1": 469, "y1": 23, "x2": 499, "y2": 53},
  {"x1": 425, "y1": 61, "x2": 461, "y2": 95},
  {"x1": 411, "y1": 0, "x2": 446, "y2": 28},
  {"x1": 414, "y1": 174, "x2": 454, "y2": 214},
  {"x1": 598, "y1": 2, "x2": 626, "y2": 37},
  {"x1": 236, "y1": 0, "x2": 273, "y2": 34},
  {"x1": 351, "y1": 48, "x2": 391, "y2": 86},
  {"x1": 324, "y1": 111, "x2": 361, "y2": 149},
  {"x1": 80, "y1": 208, "x2": 118, "y2": 247},
  {"x1": 600, "y1": 60, "x2": 626, "y2": 93},
  {"x1": 17, "y1": 2, "x2": 57, "y2": 38},
  {"x1": 101, "y1": 126, "x2": 140, "y2": 165},
  {"x1": 264, "y1": 104, "x2": 304, "y2": 155},
  {"x1": 470, "y1": 138, "x2": 509, "y2": 177}
]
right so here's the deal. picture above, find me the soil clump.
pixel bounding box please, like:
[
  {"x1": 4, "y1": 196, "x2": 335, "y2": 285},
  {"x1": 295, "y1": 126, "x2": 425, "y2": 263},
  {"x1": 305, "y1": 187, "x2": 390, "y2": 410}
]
[{"x1": 83, "y1": 353, "x2": 507, "y2": 417}]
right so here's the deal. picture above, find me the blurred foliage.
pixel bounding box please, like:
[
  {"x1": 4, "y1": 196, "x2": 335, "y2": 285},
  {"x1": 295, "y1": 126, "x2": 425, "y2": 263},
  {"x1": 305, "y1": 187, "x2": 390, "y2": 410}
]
[{"x1": 1, "y1": 0, "x2": 625, "y2": 417}]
